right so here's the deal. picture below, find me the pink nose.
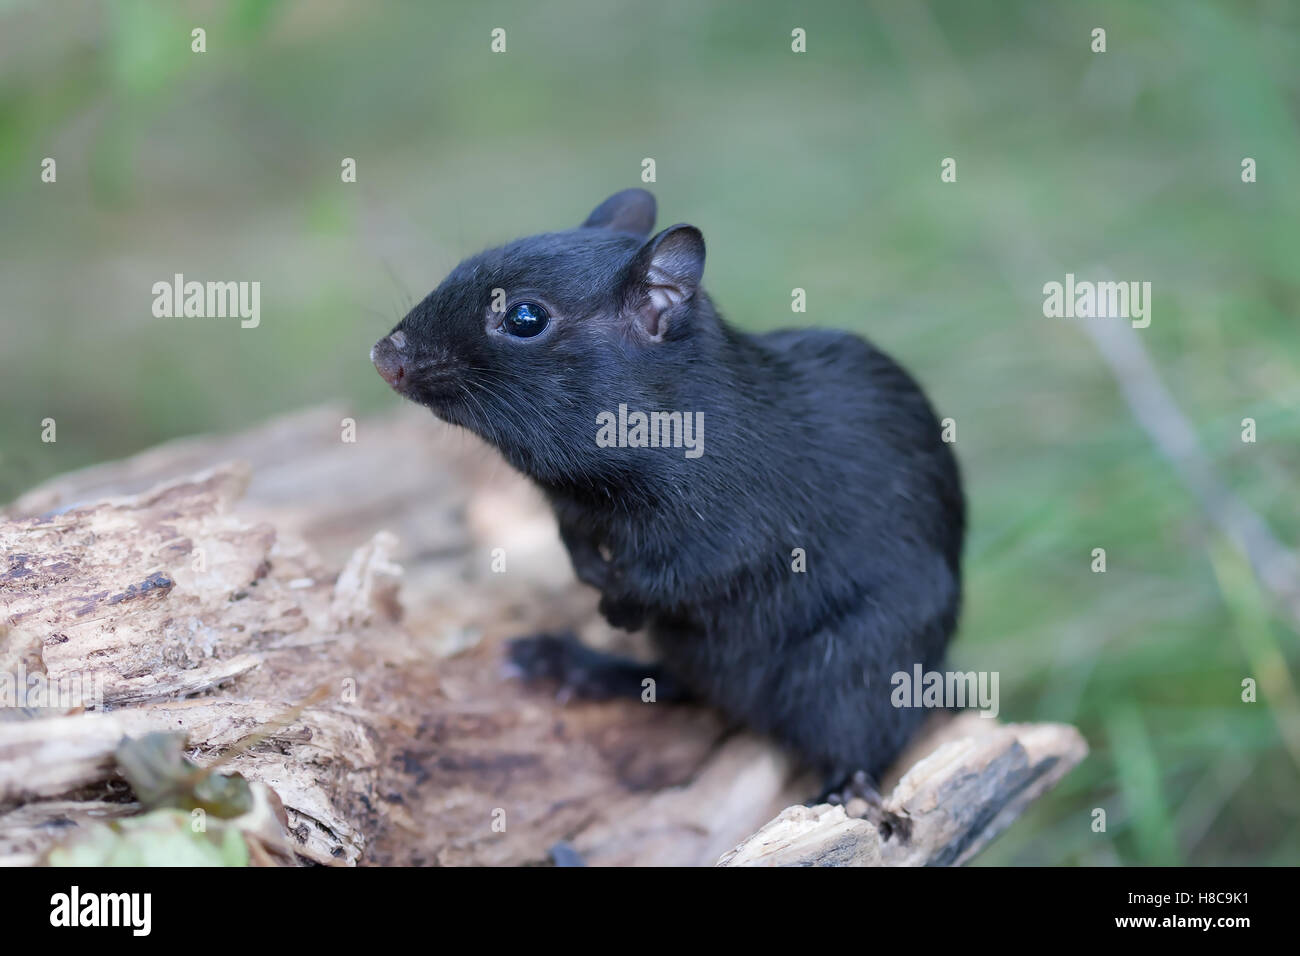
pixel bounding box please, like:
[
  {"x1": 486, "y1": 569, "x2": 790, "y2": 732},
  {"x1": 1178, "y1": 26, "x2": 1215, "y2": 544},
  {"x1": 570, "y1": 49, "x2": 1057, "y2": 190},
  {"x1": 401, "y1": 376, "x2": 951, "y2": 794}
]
[{"x1": 371, "y1": 334, "x2": 406, "y2": 388}]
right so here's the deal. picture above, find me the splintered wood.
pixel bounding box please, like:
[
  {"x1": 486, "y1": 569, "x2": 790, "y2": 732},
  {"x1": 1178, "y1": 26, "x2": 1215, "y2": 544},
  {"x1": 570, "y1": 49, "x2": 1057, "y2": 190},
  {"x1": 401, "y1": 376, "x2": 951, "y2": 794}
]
[{"x1": 0, "y1": 406, "x2": 1085, "y2": 866}]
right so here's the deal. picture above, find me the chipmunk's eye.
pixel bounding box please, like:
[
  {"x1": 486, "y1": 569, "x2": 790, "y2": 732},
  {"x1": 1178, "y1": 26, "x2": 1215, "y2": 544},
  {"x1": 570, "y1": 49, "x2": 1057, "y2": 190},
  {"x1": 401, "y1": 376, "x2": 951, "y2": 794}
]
[{"x1": 501, "y1": 302, "x2": 549, "y2": 338}]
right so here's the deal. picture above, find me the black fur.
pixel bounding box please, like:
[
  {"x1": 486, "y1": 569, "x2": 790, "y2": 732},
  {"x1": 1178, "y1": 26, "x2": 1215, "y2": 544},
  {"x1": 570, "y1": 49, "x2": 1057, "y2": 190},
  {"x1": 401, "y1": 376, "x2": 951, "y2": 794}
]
[{"x1": 374, "y1": 189, "x2": 965, "y2": 782}]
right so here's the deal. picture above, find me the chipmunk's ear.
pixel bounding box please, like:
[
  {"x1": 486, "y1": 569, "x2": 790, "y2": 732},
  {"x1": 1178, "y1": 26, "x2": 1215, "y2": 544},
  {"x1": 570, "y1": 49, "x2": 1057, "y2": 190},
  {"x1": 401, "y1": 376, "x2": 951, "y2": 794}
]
[
  {"x1": 582, "y1": 188, "x2": 656, "y2": 237},
  {"x1": 622, "y1": 224, "x2": 705, "y2": 341}
]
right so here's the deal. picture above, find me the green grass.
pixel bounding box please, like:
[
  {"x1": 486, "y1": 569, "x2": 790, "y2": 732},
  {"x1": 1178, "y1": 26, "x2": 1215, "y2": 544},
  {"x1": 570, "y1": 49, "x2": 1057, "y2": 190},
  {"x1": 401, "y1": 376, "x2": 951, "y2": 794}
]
[{"x1": 2, "y1": 0, "x2": 1297, "y2": 864}]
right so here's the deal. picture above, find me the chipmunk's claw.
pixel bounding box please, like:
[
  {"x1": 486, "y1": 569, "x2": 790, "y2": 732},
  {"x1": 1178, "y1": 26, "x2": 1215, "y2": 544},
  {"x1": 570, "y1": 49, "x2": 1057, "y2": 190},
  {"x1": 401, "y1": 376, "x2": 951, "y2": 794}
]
[{"x1": 813, "y1": 769, "x2": 911, "y2": 841}]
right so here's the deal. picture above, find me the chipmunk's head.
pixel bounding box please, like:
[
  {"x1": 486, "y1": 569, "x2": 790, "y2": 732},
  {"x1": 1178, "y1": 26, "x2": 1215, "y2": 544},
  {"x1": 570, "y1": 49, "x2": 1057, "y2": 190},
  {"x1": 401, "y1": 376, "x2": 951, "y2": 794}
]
[{"x1": 372, "y1": 189, "x2": 710, "y2": 482}]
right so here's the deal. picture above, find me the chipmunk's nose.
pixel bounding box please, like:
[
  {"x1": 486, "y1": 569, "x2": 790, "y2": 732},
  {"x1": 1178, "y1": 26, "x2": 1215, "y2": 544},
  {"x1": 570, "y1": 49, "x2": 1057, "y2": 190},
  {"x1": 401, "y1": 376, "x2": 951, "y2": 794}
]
[{"x1": 371, "y1": 331, "x2": 407, "y2": 388}]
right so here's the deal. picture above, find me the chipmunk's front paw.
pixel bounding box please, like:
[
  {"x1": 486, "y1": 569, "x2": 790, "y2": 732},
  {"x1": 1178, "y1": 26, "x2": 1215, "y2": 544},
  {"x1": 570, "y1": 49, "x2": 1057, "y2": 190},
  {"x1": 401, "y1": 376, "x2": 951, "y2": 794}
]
[{"x1": 504, "y1": 632, "x2": 631, "y2": 702}]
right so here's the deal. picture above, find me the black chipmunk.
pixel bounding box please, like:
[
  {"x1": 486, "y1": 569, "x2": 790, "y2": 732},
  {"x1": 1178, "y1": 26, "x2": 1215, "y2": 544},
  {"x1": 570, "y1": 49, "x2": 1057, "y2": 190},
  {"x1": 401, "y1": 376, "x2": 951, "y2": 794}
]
[{"x1": 372, "y1": 189, "x2": 965, "y2": 793}]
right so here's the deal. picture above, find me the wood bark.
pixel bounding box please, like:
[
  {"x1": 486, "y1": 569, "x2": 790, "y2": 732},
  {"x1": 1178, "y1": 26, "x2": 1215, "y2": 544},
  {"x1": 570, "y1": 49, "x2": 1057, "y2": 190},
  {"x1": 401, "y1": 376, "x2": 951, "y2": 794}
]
[{"x1": 0, "y1": 406, "x2": 1085, "y2": 866}]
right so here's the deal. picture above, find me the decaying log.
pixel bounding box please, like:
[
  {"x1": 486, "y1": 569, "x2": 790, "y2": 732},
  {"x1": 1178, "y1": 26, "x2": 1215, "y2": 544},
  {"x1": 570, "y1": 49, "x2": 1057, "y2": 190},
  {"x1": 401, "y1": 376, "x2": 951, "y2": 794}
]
[
  {"x1": 718, "y1": 715, "x2": 1086, "y2": 866},
  {"x1": 1, "y1": 405, "x2": 1086, "y2": 866}
]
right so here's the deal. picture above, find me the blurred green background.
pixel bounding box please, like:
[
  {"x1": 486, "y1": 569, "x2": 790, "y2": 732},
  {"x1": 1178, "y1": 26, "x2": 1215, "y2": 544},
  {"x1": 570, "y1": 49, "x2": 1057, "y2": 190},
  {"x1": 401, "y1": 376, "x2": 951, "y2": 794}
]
[{"x1": 2, "y1": 0, "x2": 1298, "y2": 865}]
